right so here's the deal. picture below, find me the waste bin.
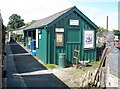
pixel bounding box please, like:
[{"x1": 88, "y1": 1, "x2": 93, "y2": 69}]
[
  {"x1": 58, "y1": 53, "x2": 66, "y2": 68},
  {"x1": 31, "y1": 52, "x2": 36, "y2": 56}
]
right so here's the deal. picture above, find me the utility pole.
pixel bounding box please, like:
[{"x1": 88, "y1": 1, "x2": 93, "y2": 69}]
[{"x1": 0, "y1": 11, "x2": 3, "y2": 88}]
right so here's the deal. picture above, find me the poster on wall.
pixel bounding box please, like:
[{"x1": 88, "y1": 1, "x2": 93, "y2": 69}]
[
  {"x1": 84, "y1": 30, "x2": 94, "y2": 49},
  {"x1": 56, "y1": 33, "x2": 63, "y2": 46}
]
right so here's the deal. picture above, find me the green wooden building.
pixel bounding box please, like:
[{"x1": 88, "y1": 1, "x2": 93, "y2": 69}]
[{"x1": 24, "y1": 6, "x2": 98, "y2": 64}]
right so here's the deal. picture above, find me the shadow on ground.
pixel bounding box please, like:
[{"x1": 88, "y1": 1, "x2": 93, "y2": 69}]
[{"x1": 9, "y1": 39, "x2": 70, "y2": 88}]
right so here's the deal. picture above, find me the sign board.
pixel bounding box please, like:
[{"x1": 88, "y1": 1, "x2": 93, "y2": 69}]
[
  {"x1": 39, "y1": 34, "x2": 41, "y2": 39},
  {"x1": 55, "y1": 28, "x2": 64, "y2": 32},
  {"x1": 84, "y1": 30, "x2": 94, "y2": 48},
  {"x1": 70, "y1": 20, "x2": 79, "y2": 25}
]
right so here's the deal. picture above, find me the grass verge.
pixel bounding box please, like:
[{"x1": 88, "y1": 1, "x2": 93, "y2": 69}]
[
  {"x1": 66, "y1": 61, "x2": 100, "y2": 76},
  {"x1": 45, "y1": 64, "x2": 58, "y2": 69}
]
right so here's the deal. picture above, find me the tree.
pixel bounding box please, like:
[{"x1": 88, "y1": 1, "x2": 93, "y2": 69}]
[
  {"x1": 7, "y1": 14, "x2": 25, "y2": 29},
  {"x1": 25, "y1": 20, "x2": 36, "y2": 27},
  {"x1": 97, "y1": 27, "x2": 108, "y2": 33}
]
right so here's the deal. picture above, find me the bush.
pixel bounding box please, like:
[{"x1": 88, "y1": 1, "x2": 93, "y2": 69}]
[{"x1": 113, "y1": 30, "x2": 120, "y2": 40}]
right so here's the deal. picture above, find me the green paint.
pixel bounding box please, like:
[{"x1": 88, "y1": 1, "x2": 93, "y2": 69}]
[
  {"x1": 26, "y1": 31, "x2": 28, "y2": 48},
  {"x1": 24, "y1": 7, "x2": 98, "y2": 65},
  {"x1": 37, "y1": 29, "x2": 47, "y2": 64},
  {"x1": 47, "y1": 30, "x2": 50, "y2": 64}
]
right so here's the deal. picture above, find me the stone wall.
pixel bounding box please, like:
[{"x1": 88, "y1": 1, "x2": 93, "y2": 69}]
[{"x1": 105, "y1": 32, "x2": 120, "y2": 88}]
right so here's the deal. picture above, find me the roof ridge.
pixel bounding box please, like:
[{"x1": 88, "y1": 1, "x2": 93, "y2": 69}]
[
  {"x1": 25, "y1": 6, "x2": 76, "y2": 30},
  {"x1": 25, "y1": 6, "x2": 98, "y2": 30},
  {"x1": 39, "y1": 6, "x2": 75, "y2": 21}
]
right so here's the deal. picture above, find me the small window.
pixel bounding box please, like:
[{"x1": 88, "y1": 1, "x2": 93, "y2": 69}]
[{"x1": 56, "y1": 33, "x2": 63, "y2": 46}]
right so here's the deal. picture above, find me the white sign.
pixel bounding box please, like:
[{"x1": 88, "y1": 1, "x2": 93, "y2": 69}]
[
  {"x1": 36, "y1": 29, "x2": 38, "y2": 48},
  {"x1": 70, "y1": 20, "x2": 79, "y2": 25},
  {"x1": 84, "y1": 30, "x2": 94, "y2": 48},
  {"x1": 55, "y1": 28, "x2": 64, "y2": 32}
]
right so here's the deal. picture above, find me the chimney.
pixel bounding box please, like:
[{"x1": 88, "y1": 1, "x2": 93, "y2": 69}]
[{"x1": 106, "y1": 16, "x2": 108, "y2": 30}]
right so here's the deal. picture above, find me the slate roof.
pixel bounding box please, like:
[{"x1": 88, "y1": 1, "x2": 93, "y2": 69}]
[
  {"x1": 26, "y1": 6, "x2": 74, "y2": 30},
  {"x1": 10, "y1": 26, "x2": 27, "y2": 31}
]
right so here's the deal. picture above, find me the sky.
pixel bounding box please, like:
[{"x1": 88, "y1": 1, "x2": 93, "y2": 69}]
[{"x1": 0, "y1": 0, "x2": 119, "y2": 30}]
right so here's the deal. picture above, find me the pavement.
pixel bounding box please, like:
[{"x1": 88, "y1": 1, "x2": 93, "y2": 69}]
[
  {"x1": 5, "y1": 42, "x2": 27, "y2": 89},
  {"x1": 4, "y1": 40, "x2": 69, "y2": 89}
]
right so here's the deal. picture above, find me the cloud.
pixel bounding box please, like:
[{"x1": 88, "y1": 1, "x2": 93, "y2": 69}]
[
  {"x1": 0, "y1": 0, "x2": 73, "y2": 25},
  {"x1": 0, "y1": 0, "x2": 118, "y2": 30}
]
